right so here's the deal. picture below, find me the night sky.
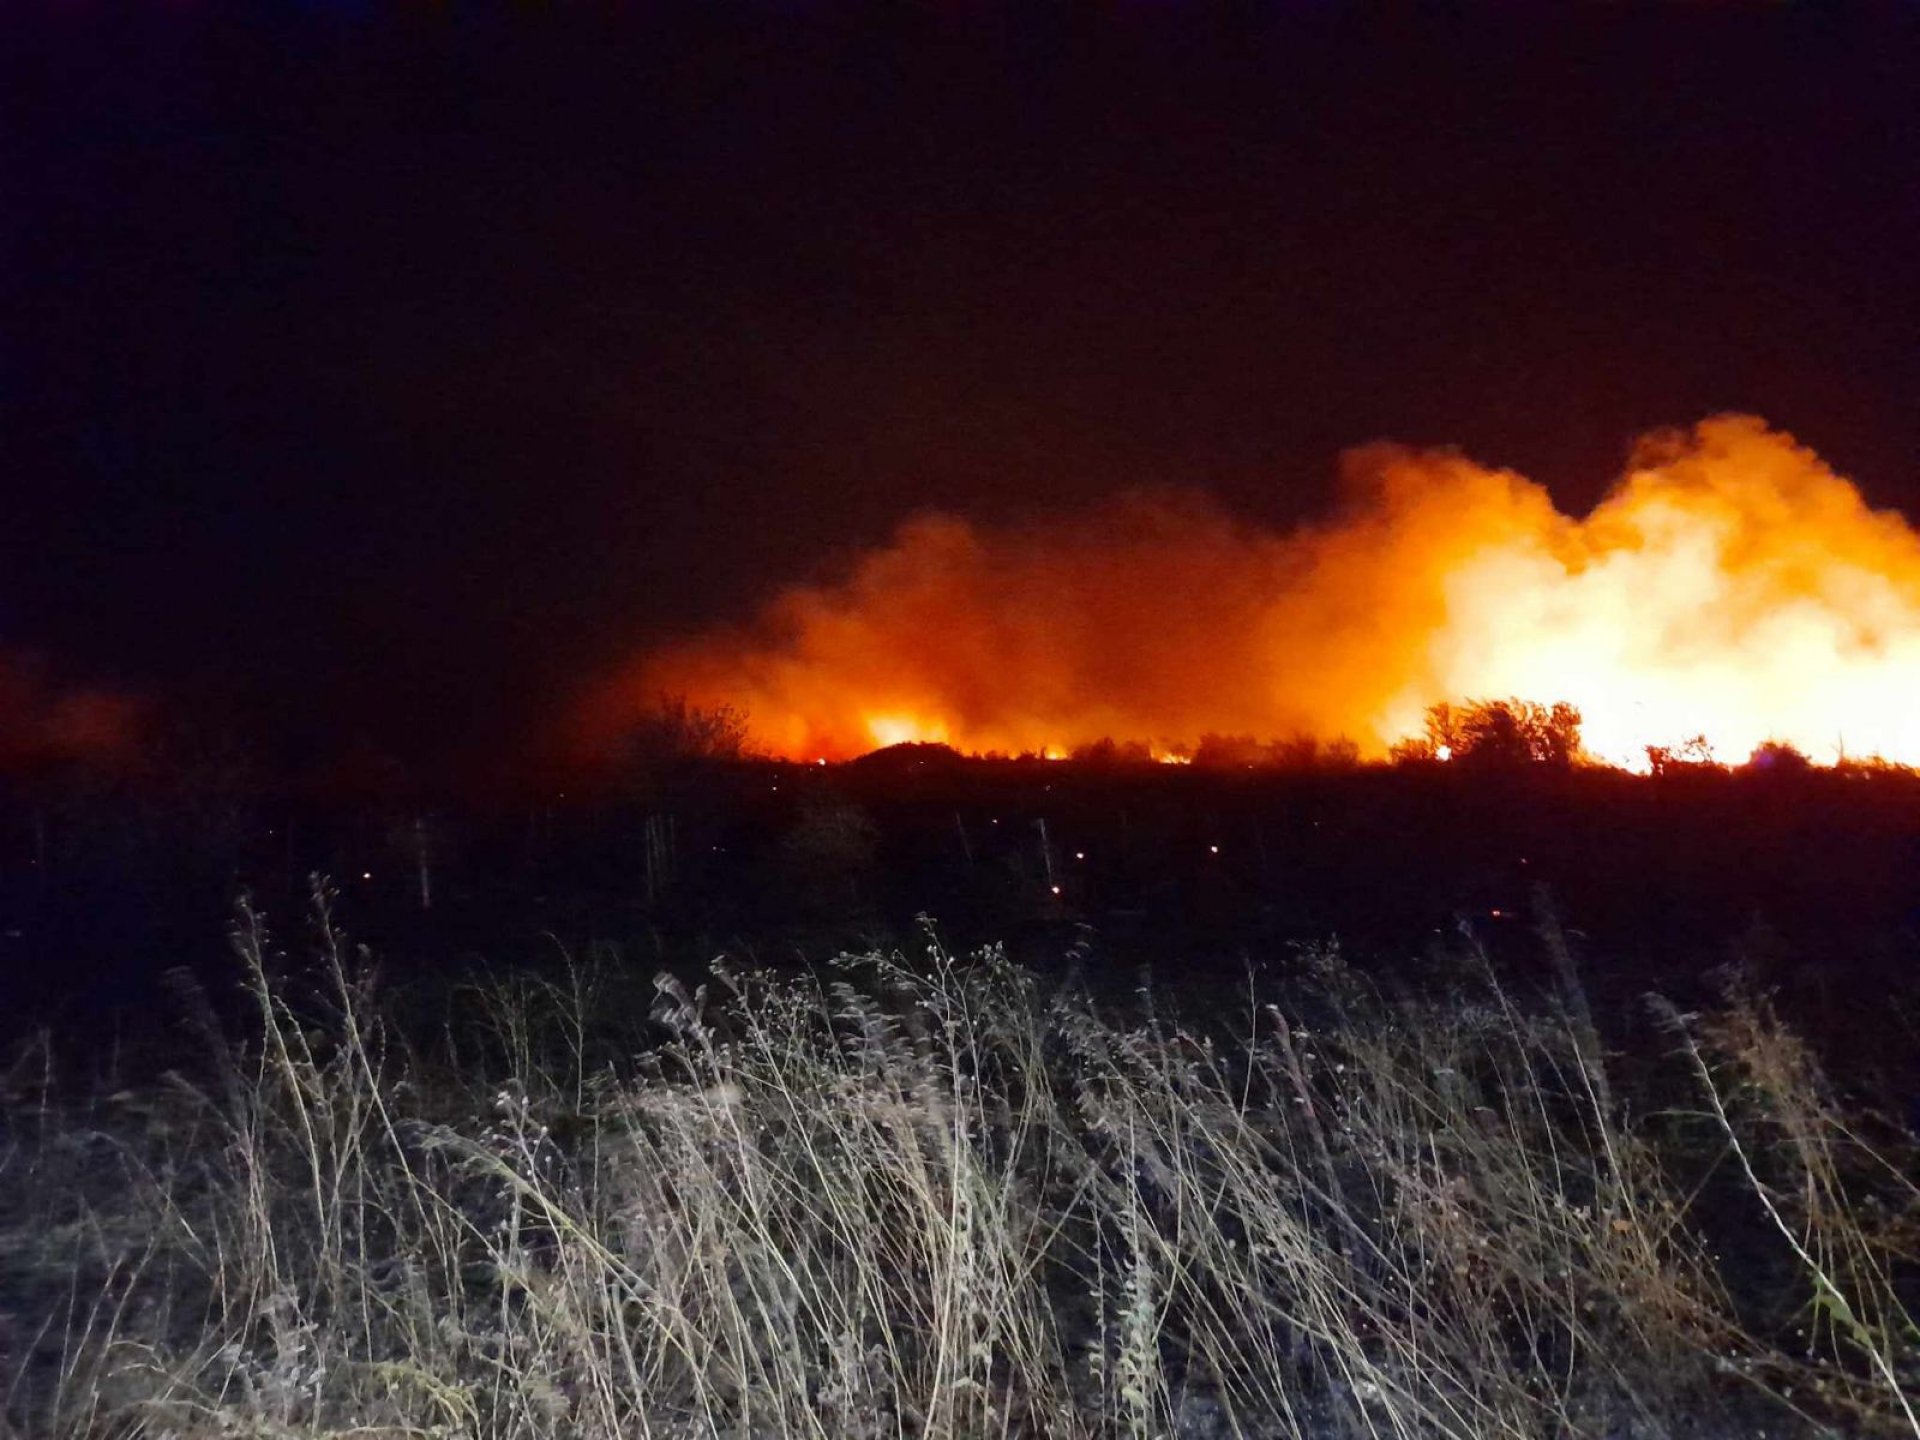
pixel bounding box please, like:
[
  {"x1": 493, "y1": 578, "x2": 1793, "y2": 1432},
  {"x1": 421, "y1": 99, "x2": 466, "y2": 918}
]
[{"x1": 8, "y1": 6, "x2": 1919, "y2": 783}]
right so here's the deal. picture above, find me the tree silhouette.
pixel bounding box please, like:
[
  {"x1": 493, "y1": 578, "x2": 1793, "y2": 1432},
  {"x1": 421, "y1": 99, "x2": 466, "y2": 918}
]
[
  {"x1": 1743, "y1": 739, "x2": 1812, "y2": 776},
  {"x1": 1645, "y1": 734, "x2": 1717, "y2": 775},
  {"x1": 1422, "y1": 699, "x2": 1584, "y2": 768},
  {"x1": 626, "y1": 694, "x2": 756, "y2": 769}
]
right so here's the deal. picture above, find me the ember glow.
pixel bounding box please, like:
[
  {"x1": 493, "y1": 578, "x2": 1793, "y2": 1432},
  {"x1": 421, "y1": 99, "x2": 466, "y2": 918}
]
[
  {"x1": 588, "y1": 417, "x2": 1920, "y2": 769},
  {"x1": 0, "y1": 652, "x2": 142, "y2": 771}
]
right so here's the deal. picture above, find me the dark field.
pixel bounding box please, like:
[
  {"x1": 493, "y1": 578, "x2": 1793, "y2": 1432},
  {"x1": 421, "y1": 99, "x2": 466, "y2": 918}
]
[
  {"x1": 6, "y1": 751, "x2": 1917, "y2": 1084},
  {"x1": 2, "y1": 755, "x2": 1917, "y2": 1437}
]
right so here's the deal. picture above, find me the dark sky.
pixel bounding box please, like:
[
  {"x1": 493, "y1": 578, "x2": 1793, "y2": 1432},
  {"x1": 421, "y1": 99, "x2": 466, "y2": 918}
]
[{"x1": 6, "y1": 6, "x2": 1918, "y2": 779}]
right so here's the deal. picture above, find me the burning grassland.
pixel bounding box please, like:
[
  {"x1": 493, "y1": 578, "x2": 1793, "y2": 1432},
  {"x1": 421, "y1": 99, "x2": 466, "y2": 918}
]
[{"x1": 582, "y1": 415, "x2": 1920, "y2": 771}]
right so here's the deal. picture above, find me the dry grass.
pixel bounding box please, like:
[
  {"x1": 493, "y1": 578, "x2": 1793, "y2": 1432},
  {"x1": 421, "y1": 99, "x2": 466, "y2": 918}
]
[{"x1": 2, "y1": 881, "x2": 1915, "y2": 1438}]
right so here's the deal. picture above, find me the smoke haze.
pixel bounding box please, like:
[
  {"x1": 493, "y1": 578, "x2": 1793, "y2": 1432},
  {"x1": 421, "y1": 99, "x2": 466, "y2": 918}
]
[{"x1": 585, "y1": 416, "x2": 1920, "y2": 768}]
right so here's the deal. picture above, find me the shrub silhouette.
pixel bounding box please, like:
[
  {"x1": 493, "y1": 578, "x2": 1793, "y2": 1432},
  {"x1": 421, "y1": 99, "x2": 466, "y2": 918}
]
[
  {"x1": 1744, "y1": 739, "x2": 1813, "y2": 776},
  {"x1": 626, "y1": 693, "x2": 756, "y2": 769},
  {"x1": 1423, "y1": 698, "x2": 1584, "y2": 768}
]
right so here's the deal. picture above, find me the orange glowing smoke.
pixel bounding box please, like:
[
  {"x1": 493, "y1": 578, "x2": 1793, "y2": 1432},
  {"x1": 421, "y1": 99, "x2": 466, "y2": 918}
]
[
  {"x1": 586, "y1": 416, "x2": 1920, "y2": 768},
  {"x1": 0, "y1": 652, "x2": 143, "y2": 772}
]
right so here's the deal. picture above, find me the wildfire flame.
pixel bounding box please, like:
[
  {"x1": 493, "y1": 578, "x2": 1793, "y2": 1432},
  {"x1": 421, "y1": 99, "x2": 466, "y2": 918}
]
[{"x1": 586, "y1": 416, "x2": 1920, "y2": 769}]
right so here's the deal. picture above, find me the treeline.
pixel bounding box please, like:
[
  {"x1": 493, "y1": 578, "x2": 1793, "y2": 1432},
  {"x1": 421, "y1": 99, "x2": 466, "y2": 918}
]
[{"x1": 624, "y1": 694, "x2": 1877, "y2": 778}]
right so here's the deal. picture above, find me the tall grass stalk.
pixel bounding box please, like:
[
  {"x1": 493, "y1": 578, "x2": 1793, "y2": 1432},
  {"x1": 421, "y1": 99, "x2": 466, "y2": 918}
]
[{"x1": 2, "y1": 887, "x2": 1914, "y2": 1437}]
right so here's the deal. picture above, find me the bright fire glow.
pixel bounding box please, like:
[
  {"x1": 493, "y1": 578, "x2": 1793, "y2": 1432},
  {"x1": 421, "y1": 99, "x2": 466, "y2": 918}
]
[
  {"x1": 864, "y1": 712, "x2": 949, "y2": 750},
  {"x1": 584, "y1": 416, "x2": 1920, "y2": 769}
]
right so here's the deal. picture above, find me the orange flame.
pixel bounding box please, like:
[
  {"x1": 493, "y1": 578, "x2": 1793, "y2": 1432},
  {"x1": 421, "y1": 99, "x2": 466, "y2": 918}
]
[{"x1": 586, "y1": 416, "x2": 1920, "y2": 769}]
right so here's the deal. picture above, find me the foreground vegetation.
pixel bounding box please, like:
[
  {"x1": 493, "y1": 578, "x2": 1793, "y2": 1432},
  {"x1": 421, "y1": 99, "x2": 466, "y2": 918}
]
[{"x1": 3, "y1": 886, "x2": 1916, "y2": 1438}]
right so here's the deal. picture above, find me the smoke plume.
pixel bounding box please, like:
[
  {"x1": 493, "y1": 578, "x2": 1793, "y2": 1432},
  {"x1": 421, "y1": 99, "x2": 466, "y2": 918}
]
[{"x1": 584, "y1": 416, "x2": 1920, "y2": 768}]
